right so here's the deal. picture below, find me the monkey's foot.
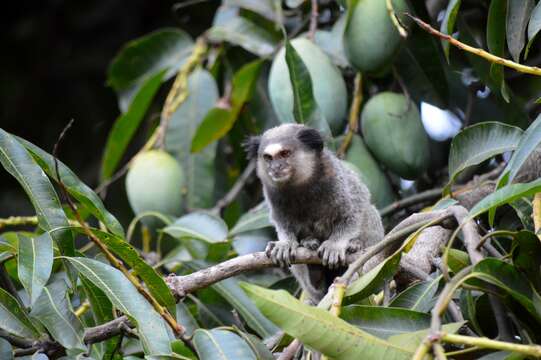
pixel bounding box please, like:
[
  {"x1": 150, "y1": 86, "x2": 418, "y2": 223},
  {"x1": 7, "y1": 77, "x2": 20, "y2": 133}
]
[
  {"x1": 300, "y1": 238, "x2": 320, "y2": 251},
  {"x1": 318, "y1": 241, "x2": 347, "y2": 269},
  {"x1": 265, "y1": 241, "x2": 298, "y2": 268}
]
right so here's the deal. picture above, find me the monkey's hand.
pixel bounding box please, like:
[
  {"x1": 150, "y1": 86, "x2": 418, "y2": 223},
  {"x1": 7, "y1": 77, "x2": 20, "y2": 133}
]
[
  {"x1": 265, "y1": 241, "x2": 298, "y2": 268},
  {"x1": 318, "y1": 241, "x2": 348, "y2": 269}
]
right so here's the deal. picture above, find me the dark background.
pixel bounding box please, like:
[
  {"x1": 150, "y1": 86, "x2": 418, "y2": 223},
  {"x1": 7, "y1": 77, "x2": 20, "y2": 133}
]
[{"x1": 0, "y1": 0, "x2": 218, "y2": 220}]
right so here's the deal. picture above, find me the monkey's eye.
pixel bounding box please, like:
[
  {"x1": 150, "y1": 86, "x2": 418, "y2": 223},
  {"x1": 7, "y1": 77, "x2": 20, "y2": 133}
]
[
  {"x1": 263, "y1": 154, "x2": 272, "y2": 161},
  {"x1": 278, "y1": 149, "x2": 291, "y2": 158}
]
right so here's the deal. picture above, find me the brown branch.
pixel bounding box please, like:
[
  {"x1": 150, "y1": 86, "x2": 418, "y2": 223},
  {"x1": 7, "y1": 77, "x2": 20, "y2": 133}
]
[
  {"x1": 407, "y1": 13, "x2": 541, "y2": 76},
  {"x1": 307, "y1": 0, "x2": 318, "y2": 40},
  {"x1": 210, "y1": 159, "x2": 256, "y2": 215},
  {"x1": 379, "y1": 188, "x2": 444, "y2": 217}
]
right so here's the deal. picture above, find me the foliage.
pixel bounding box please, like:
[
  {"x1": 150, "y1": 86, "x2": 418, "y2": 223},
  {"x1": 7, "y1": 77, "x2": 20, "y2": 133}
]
[{"x1": 1, "y1": 0, "x2": 541, "y2": 359}]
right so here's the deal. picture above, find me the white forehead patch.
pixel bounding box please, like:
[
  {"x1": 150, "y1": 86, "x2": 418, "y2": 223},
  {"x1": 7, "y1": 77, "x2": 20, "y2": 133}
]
[{"x1": 263, "y1": 143, "x2": 283, "y2": 156}]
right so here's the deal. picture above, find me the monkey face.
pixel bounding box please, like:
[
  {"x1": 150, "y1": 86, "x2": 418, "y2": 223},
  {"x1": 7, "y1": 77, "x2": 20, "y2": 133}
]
[{"x1": 261, "y1": 144, "x2": 294, "y2": 183}]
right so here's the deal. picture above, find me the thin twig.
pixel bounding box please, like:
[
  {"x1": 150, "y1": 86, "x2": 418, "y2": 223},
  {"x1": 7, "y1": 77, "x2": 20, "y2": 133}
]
[
  {"x1": 210, "y1": 160, "x2": 256, "y2": 215},
  {"x1": 386, "y1": 0, "x2": 407, "y2": 38},
  {"x1": 441, "y1": 333, "x2": 541, "y2": 357},
  {"x1": 407, "y1": 14, "x2": 541, "y2": 76},
  {"x1": 338, "y1": 73, "x2": 363, "y2": 157},
  {"x1": 307, "y1": 0, "x2": 318, "y2": 40},
  {"x1": 379, "y1": 188, "x2": 444, "y2": 217},
  {"x1": 278, "y1": 339, "x2": 302, "y2": 360}
]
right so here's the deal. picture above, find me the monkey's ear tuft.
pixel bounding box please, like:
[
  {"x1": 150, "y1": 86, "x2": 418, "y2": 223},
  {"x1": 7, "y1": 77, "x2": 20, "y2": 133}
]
[
  {"x1": 242, "y1": 136, "x2": 261, "y2": 159},
  {"x1": 297, "y1": 128, "x2": 324, "y2": 152}
]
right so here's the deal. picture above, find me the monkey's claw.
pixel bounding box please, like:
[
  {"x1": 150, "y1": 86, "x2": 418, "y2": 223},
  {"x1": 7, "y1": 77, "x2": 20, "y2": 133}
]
[
  {"x1": 318, "y1": 242, "x2": 347, "y2": 269},
  {"x1": 265, "y1": 241, "x2": 298, "y2": 268}
]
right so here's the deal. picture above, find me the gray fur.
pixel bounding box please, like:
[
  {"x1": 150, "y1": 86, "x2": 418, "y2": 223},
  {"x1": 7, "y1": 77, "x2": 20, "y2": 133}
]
[{"x1": 252, "y1": 124, "x2": 384, "y2": 302}]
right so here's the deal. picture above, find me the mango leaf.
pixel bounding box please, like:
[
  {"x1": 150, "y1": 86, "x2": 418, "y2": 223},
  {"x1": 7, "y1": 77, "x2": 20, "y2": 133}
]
[
  {"x1": 389, "y1": 276, "x2": 441, "y2": 312},
  {"x1": 345, "y1": 251, "x2": 401, "y2": 303},
  {"x1": 17, "y1": 137, "x2": 124, "y2": 237},
  {"x1": 470, "y1": 178, "x2": 541, "y2": 219},
  {"x1": 17, "y1": 233, "x2": 53, "y2": 306},
  {"x1": 80, "y1": 276, "x2": 120, "y2": 360},
  {"x1": 185, "y1": 261, "x2": 278, "y2": 338},
  {"x1": 65, "y1": 257, "x2": 172, "y2": 355},
  {"x1": 314, "y1": 15, "x2": 349, "y2": 67},
  {"x1": 225, "y1": 0, "x2": 281, "y2": 23},
  {"x1": 69, "y1": 226, "x2": 176, "y2": 317},
  {"x1": 170, "y1": 339, "x2": 197, "y2": 360},
  {"x1": 469, "y1": 258, "x2": 541, "y2": 322},
  {"x1": 440, "y1": 0, "x2": 461, "y2": 61},
  {"x1": 0, "y1": 287, "x2": 40, "y2": 339},
  {"x1": 241, "y1": 283, "x2": 412, "y2": 359},
  {"x1": 235, "y1": 331, "x2": 274, "y2": 360},
  {"x1": 209, "y1": 8, "x2": 279, "y2": 57},
  {"x1": 498, "y1": 113, "x2": 541, "y2": 187},
  {"x1": 100, "y1": 70, "x2": 166, "y2": 181},
  {"x1": 191, "y1": 60, "x2": 264, "y2": 152},
  {"x1": 487, "y1": 0, "x2": 510, "y2": 102},
  {"x1": 446, "y1": 122, "x2": 523, "y2": 191},
  {"x1": 176, "y1": 302, "x2": 199, "y2": 337},
  {"x1": 283, "y1": 37, "x2": 331, "y2": 137},
  {"x1": 164, "y1": 212, "x2": 228, "y2": 244},
  {"x1": 108, "y1": 28, "x2": 193, "y2": 106},
  {"x1": 388, "y1": 322, "x2": 464, "y2": 352},
  {"x1": 340, "y1": 306, "x2": 431, "y2": 339},
  {"x1": 229, "y1": 203, "x2": 271, "y2": 236},
  {"x1": 526, "y1": 1, "x2": 541, "y2": 58},
  {"x1": 193, "y1": 329, "x2": 256, "y2": 360},
  {"x1": 30, "y1": 281, "x2": 86, "y2": 351},
  {"x1": 447, "y1": 249, "x2": 471, "y2": 273},
  {"x1": 0, "y1": 129, "x2": 74, "y2": 259},
  {"x1": 506, "y1": 0, "x2": 535, "y2": 62},
  {"x1": 165, "y1": 69, "x2": 219, "y2": 209}
]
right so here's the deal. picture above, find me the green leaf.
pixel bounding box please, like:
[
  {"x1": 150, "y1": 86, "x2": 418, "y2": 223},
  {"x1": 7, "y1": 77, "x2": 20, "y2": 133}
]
[
  {"x1": 165, "y1": 69, "x2": 219, "y2": 209},
  {"x1": 314, "y1": 15, "x2": 349, "y2": 67},
  {"x1": 100, "y1": 70, "x2": 166, "y2": 181},
  {"x1": 447, "y1": 249, "x2": 471, "y2": 273},
  {"x1": 229, "y1": 203, "x2": 271, "y2": 236},
  {"x1": 506, "y1": 0, "x2": 535, "y2": 62},
  {"x1": 0, "y1": 287, "x2": 40, "y2": 339},
  {"x1": 388, "y1": 322, "x2": 464, "y2": 352},
  {"x1": 0, "y1": 129, "x2": 74, "y2": 259},
  {"x1": 440, "y1": 0, "x2": 461, "y2": 61},
  {"x1": 226, "y1": 0, "x2": 282, "y2": 23},
  {"x1": 107, "y1": 28, "x2": 193, "y2": 94},
  {"x1": 65, "y1": 257, "x2": 172, "y2": 355},
  {"x1": 283, "y1": 37, "x2": 331, "y2": 137},
  {"x1": 191, "y1": 60, "x2": 264, "y2": 152},
  {"x1": 469, "y1": 258, "x2": 541, "y2": 321},
  {"x1": 241, "y1": 283, "x2": 412, "y2": 359},
  {"x1": 470, "y1": 178, "x2": 541, "y2": 218},
  {"x1": 340, "y1": 305, "x2": 431, "y2": 339},
  {"x1": 209, "y1": 9, "x2": 279, "y2": 57},
  {"x1": 30, "y1": 281, "x2": 86, "y2": 351},
  {"x1": 164, "y1": 212, "x2": 228, "y2": 244},
  {"x1": 389, "y1": 276, "x2": 441, "y2": 312},
  {"x1": 487, "y1": 0, "x2": 510, "y2": 102},
  {"x1": 193, "y1": 329, "x2": 256, "y2": 360},
  {"x1": 446, "y1": 122, "x2": 523, "y2": 191},
  {"x1": 499, "y1": 113, "x2": 541, "y2": 186},
  {"x1": 80, "y1": 276, "x2": 121, "y2": 360},
  {"x1": 17, "y1": 233, "x2": 53, "y2": 306},
  {"x1": 18, "y1": 137, "x2": 124, "y2": 237},
  {"x1": 70, "y1": 226, "x2": 176, "y2": 317},
  {"x1": 176, "y1": 302, "x2": 199, "y2": 337},
  {"x1": 185, "y1": 261, "x2": 279, "y2": 338},
  {"x1": 526, "y1": 1, "x2": 541, "y2": 58},
  {"x1": 345, "y1": 251, "x2": 401, "y2": 303},
  {"x1": 235, "y1": 331, "x2": 275, "y2": 360}
]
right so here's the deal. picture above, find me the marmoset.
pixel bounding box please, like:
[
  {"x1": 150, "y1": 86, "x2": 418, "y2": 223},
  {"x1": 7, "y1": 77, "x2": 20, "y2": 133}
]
[{"x1": 244, "y1": 124, "x2": 384, "y2": 302}]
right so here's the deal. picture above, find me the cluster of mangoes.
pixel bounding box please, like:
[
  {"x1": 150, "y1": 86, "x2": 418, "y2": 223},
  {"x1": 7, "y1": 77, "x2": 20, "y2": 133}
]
[{"x1": 126, "y1": 0, "x2": 431, "y2": 218}]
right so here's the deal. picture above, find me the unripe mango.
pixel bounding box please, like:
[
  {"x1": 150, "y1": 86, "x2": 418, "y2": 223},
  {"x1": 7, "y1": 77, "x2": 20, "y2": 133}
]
[
  {"x1": 126, "y1": 150, "x2": 184, "y2": 221},
  {"x1": 361, "y1": 92, "x2": 429, "y2": 179},
  {"x1": 343, "y1": 0, "x2": 409, "y2": 73},
  {"x1": 268, "y1": 37, "x2": 348, "y2": 134}
]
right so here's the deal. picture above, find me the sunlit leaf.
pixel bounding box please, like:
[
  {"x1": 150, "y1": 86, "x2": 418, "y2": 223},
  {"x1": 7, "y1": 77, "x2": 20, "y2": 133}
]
[
  {"x1": 242, "y1": 283, "x2": 412, "y2": 359},
  {"x1": 389, "y1": 276, "x2": 441, "y2": 312},
  {"x1": 229, "y1": 203, "x2": 271, "y2": 236},
  {"x1": 164, "y1": 212, "x2": 228, "y2": 244},
  {"x1": 387, "y1": 322, "x2": 464, "y2": 351}
]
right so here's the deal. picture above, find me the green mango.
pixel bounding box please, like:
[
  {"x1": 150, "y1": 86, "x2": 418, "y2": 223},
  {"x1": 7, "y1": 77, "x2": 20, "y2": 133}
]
[
  {"x1": 126, "y1": 150, "x2": 184, "y2": 224},
  {"x1": 341, "y1": 135, "x2": 395, "y2": 209},
  {"x1": 343, "y1": 0, "x2": 409, "y2": 73},
  {"x1": 361, "y1": 92, "x2": 430, "y2": 179},
  {"x1": 268, "y1": 37, "x2": 348, "y2": 135}
]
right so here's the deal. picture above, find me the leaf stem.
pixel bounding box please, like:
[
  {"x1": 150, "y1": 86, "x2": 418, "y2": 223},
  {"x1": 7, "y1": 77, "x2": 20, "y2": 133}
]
[
  {"x1": 386, "y1": 0, "x2": 407, "y2": 38},
  {"x1": 441, "y1": 333, "x2": 541, "y2": 357},
  {"x1": 338, "y1": 72, "x2": 363, "y2": 157}
]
